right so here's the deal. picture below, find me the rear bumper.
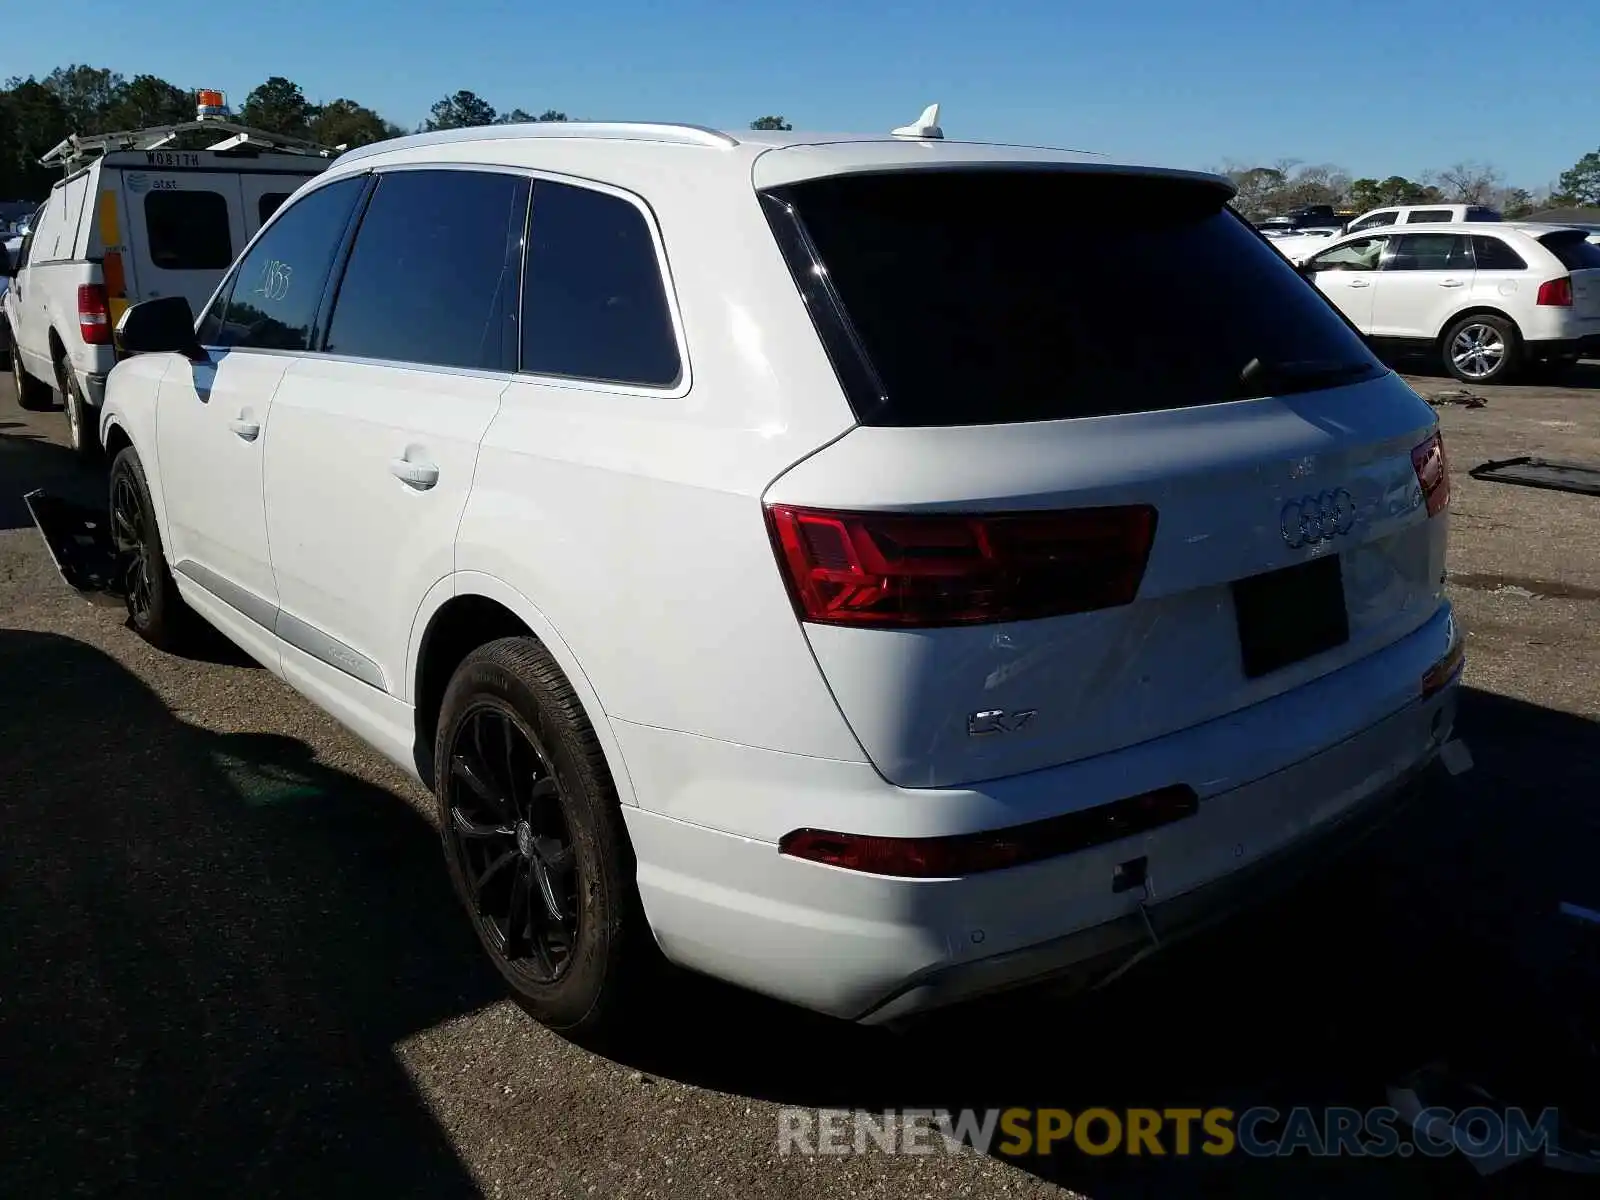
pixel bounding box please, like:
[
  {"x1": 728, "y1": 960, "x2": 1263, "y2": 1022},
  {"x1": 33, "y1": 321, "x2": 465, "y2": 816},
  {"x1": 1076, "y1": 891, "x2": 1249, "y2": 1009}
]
[
  {"x1": 622, "y1": 608, "x2": 1463, "y2": 1022},
  {"x1": 857, "y1": 755, "x2": 1439, "y2": 1023}
]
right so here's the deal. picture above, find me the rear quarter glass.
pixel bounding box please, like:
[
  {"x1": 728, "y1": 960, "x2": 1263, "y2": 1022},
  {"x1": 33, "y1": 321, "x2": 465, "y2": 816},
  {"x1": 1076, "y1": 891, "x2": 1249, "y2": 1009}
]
[{"x1": 760, "y1": 170, "x2": 1381, "y2": 427}]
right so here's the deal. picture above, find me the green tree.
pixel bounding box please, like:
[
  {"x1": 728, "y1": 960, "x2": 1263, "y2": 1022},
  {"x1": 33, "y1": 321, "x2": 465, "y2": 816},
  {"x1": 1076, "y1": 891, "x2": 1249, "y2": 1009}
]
[
  {"x1": 0, "y1": 77, "x2": 72, "y2": 199},
  {"x1": 1556, "y1": 150, "x2": 1600, "y2": 207},
  {"x1": 312, "y1": 98, "x2": 396, "y2": 148},
  {"x1": 1499, "y1": 187, "x2": 1535, "y2": 219},
  {"x1": 424, "y1": 90, "x2": 497, "y2": 130},
  {"x1": 750, "y1": 115, "x2": 792, "y2": 130},
  {"x1": 43, "y1": 64, "x2": 125, "y2": 134},
  {"x1": 536, "y1": 109, "x2": 568, "y2": 122},
  {"x1": 1347, "y1": 175, "x2": 1440, "y2": 210},
  {"x1": 239, "y1": 76, "x2": 316, "y2": 138},
  {"x1": 103, "y1": 74, "x2": 194, "y2": 130}
]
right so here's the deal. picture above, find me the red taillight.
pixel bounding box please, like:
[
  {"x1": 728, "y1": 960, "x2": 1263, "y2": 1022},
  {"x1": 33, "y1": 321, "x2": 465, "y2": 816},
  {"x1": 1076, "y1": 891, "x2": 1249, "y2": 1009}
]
[
  {"x1": 77, "y1": 283, "x2": 111, "y2": 345},
  {"x1": 1411, "y1": 431, "x2": 1450, "y2": 518},
  {"x1": 764, "y1": 503, "x2": 1158, "y2": 628},
  {"x1": 779, "y1": 785, "x2": 1199, "y2": 878},
  {"x1": 1537, "y1": 277, "x2": 1573, "y2": 307}
]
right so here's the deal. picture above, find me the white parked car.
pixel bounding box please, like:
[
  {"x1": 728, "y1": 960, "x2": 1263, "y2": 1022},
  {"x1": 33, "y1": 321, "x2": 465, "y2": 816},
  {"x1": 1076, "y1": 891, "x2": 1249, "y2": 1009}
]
[
  {"x1": 1299, "y1": 222, "x2": 1600, "y2": 383},
  {"x1": 1342, "y1": 203, "x2": 1502, "y2": 235},
  {"x1": 98, "y1": 113, "x2": 1463, "y2": 1035}
]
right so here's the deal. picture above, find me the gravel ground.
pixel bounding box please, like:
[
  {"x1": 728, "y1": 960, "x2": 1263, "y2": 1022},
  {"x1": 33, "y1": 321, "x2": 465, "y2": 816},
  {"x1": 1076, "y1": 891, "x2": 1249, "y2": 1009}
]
[{"x1": 1, "y1": 368, "x2": 1597, "y2": 1199}]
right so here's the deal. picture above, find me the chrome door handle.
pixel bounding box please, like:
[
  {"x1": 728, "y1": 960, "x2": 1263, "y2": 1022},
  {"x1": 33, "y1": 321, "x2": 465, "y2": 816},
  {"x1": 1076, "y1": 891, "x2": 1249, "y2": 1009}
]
[
  {"x1": 389, "y1": 458, "x2": 439, "y2": 489},
  {"x1": 1440, "y1": 279, "x2": 1465, "y2": 287},
  {"x1": 1349, "y1": 279, "x2": 1371, "y2": 288},
  {"x1": 228, "y1": 418, "x2": 260, "y2": 441}
]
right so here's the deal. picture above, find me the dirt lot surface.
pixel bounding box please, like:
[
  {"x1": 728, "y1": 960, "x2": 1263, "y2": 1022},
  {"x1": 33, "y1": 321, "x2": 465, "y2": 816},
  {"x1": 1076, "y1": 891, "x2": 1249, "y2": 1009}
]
[{"x1": 1, "y1": 367, "x2": 1597, "y2": 1198}]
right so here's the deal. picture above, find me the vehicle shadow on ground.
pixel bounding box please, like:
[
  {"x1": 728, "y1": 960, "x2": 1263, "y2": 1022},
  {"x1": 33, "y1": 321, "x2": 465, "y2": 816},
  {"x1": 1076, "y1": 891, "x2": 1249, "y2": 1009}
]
[
  {"x1": 0, "y1": 629, "x2": 499, "y2": 1198},
  {"x1": 0, "y1": 417, "x2": 96, "y2": 533},
  {"x1": 618, "y1": 687, "x2": 1600, "y2": 1198}
]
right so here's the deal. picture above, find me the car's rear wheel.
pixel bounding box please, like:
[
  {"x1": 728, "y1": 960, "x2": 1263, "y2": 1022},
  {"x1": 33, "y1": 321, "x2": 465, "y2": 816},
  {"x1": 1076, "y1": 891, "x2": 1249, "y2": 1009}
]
[
  {"x1": 58, "y1": 361, "x2": 102, "y2": 463},
  {"x1": 1442, "y1": 314, "x2": 1519, "y2": 384},
  {"x1": 434, "y1": 637, "x2": 655, "y2": 1040},
  {"x1": 109, "y1": 446, "x2": 194, "y2": 650},
  {"x1": 11, "y1": 342, "x2": 53, "y2": 411}
]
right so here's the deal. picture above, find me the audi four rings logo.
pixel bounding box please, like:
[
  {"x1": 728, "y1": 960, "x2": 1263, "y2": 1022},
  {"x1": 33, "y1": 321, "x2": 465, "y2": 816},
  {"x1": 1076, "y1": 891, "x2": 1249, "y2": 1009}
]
[{"x1": 1280, "y1": 488, "x2": 1357, "y2": 548}]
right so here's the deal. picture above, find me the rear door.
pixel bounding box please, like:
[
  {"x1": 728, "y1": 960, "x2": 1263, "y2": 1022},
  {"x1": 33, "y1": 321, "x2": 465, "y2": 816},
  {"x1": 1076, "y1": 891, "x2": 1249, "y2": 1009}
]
[
  {"x1": 1369, "y1": 231, "x2": 1475, "y2": 338},
  {"x1": 121, "y1": 169, "x2": 243, "y2": 314},
  {"x1": 758, "y1": 169, "x2": 1446, "y2": 788},
  {"x1": 1304, "y1": 235, "x2": 1389, "y2": 330},
  {"x1": 264, "y1": 167, "x2": 527, "y2": 696}
]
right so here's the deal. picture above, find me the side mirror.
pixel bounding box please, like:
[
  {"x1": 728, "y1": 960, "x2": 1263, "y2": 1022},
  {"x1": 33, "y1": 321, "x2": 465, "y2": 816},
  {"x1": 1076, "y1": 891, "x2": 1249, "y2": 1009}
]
[{"x1": 117, "y1": 296, "x2": 204, "y2": 360}]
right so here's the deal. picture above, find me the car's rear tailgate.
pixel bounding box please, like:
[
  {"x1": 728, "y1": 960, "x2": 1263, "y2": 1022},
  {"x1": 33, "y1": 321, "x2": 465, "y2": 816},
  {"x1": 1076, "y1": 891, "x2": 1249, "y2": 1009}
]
[{"x1": 765, "y1": 374, "x2": 1449, "y2": 788}]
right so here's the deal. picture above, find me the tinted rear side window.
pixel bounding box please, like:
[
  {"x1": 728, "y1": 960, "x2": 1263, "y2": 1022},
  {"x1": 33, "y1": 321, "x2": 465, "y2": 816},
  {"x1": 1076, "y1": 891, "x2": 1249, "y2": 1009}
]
[
  {"x1": 325, "y1": 169, "x2": 530, "y2": 371},
  {"x1": 1471, "y1": 236, "x2": 1527, "y2": 270},
  {"x1": 1406, "y1": 209, "x2": 1455, "y2": 223},
  {"x1": 1466, "y1": 207, "x2": 1502, "y2": 222},
  {"x1": 762, "y1": 171, "x2": 1381, "y2": 426},
  {"x1": 144, "y1": 190, "x2": 232, "y2": 270},
  {"x1": 520, "y1": 180, "x2": 681, "y2": 386},
  {"x1": 1538, "y1": 231, "x2": 1600, "y2": 270}
]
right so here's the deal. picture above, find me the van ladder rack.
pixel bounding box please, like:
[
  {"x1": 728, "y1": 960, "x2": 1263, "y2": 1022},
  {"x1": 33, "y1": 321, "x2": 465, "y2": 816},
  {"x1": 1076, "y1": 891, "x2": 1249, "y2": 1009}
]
[{"x1": 40, "y1": 120, "x2": 336, "y2": 172}]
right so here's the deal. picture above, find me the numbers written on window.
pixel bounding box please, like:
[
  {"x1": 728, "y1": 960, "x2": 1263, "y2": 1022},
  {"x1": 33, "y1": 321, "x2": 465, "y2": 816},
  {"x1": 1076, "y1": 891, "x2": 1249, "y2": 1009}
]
[
  {"x1": 520, "y1": 180, "x2": 682, "y2": 387},
  {"x1": 144, "y1": 191, "x2": 232, "y2": 270},
  {"x1": 199, "y1": 176, "x2": 365, "y2": 351},
  {"x1": 324, "y1": 169, "x2": 530, "y2": 371}
]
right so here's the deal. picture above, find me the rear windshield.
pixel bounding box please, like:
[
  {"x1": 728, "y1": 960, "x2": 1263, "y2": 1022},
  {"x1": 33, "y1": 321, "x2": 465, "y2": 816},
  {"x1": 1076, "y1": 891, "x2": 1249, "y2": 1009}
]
[
  {"x1": 1539, "y1": 230, "x2": 1600, "y2": 270},
  {"x1": 762, "y1": 170, "x2": 1382, "y2": 426}
]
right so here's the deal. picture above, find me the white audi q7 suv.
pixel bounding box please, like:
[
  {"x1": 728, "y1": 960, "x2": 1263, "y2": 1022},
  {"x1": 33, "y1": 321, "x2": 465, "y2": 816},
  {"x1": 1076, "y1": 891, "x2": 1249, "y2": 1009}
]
[{"x1": 98, "y1": 114, "x2": 1463, "y2": 1036}]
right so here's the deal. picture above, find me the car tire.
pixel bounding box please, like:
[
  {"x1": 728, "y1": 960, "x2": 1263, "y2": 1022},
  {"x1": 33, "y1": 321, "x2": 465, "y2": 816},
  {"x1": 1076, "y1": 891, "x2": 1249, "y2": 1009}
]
[
  {"x1": 1442, "y1": 314, "x2": 1520, "y2": 385},
  {"x1": 11, "y1": 341, "x2": 53, "y2": 411},
  {"x1": 109, "y1": 446, "x2": 195, "y2": 651},
  {"x1": 59, "y1": 361, "x2": 102, "y2": 463},
  {"x1": 433, "y1": 636, "x2": 657, "y2": 1041}
]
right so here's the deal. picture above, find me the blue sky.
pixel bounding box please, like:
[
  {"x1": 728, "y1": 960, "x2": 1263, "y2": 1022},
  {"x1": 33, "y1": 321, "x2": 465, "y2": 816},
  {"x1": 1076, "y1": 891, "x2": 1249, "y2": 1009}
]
[{"x1": 4, "y1": 0, "x2": 1597, "y2": 188}]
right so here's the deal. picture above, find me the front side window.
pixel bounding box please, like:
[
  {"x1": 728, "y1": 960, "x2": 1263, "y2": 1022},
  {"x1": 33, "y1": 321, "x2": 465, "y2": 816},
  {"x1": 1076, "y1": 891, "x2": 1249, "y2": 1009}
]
[
  {"x1": 144, "y1": 191, "x2": 232, "y2": 270},
  {"x1": 257, "y1": 193, "x2": 291, "y2": 227},
  {"x1": 324, "y1": 169, "x2": 529, "y2": 371},
  {"x1": 1308, "y1": 236, "x2": 1389, "y2": 272},
  {"x1": 519, "y1": 180, "x2": 681, "y2": 386},
  {"x1": 1385, "y1": 233, "x2": 1472, "y2": 271},
  {"x1": 207, "y1": 175, "x2": 366, "y2": 351}
]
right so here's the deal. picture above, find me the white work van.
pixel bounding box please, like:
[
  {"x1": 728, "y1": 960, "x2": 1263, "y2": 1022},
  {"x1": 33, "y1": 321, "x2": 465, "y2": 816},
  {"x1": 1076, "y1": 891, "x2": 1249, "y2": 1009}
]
[{"x1": 3, "y1": 106, "x2": 333, "y2": 458}]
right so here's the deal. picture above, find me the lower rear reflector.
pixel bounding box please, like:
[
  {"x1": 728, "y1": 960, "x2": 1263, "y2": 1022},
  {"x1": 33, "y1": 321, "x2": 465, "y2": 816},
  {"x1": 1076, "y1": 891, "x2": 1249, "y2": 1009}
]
[{"x1": 778, "y1": 784, "x2": 1199, "y2": 878}]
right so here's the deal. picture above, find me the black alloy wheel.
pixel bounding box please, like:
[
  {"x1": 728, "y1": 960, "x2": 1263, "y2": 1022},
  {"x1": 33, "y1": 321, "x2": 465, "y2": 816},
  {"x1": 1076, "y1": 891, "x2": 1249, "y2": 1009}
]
[
  {"x1": 443, "y1": 702, "x2": 580, "y2": 984},
  {"x1": 110, "y1": 466, "x2": 155, "y2": 626}
]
